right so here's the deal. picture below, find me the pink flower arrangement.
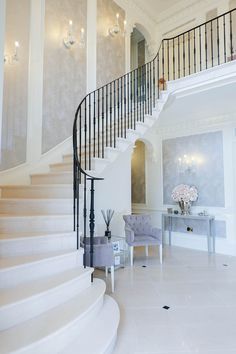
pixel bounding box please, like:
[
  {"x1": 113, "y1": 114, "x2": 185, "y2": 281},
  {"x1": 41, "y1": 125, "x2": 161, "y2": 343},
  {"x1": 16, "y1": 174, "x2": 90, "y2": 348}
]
[{"x1": 171, "y1": 184, "x2": 198, "y2": 203}]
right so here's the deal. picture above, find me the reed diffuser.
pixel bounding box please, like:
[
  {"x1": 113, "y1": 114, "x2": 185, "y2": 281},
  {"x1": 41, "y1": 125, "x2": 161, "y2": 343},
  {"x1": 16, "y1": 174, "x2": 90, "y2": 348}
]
[{"x1": 101, "y1": 209, "x2": 114, "y2": 239}]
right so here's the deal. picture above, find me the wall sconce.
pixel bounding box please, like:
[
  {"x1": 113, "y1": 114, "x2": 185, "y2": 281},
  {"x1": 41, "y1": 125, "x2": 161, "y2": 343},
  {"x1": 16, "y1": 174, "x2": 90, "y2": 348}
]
[
  {"x1": 63, "y1": 20, "x2": 85, "y2": 49},
  {"x1": 4, "y1": 41, "x2": 20, "y2": 64},
  {"x1": 109, "y1": 13, "x2": 126, "y2": 37},
  {"x1": 177, "y1": 154, "x2": 198, "y2": 174}
]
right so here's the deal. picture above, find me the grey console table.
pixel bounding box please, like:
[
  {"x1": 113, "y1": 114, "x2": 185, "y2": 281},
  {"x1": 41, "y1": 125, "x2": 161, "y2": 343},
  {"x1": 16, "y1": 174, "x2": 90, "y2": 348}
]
[{"x1": 162, "y1": 213, "x2": 215, "y2": 254}]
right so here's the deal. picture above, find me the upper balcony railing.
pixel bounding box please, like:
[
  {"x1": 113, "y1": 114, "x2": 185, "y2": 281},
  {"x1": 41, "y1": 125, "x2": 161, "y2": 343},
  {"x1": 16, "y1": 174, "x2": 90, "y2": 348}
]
[{"x1": 73, "y1": 8, "x2": 236, "y2": 267}]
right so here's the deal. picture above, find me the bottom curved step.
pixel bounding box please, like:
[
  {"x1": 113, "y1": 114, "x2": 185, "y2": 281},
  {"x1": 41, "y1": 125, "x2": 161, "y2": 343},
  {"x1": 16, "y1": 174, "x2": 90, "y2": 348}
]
[{"x1": 61, "y1": 294, "x2": 120, "y2": 354}]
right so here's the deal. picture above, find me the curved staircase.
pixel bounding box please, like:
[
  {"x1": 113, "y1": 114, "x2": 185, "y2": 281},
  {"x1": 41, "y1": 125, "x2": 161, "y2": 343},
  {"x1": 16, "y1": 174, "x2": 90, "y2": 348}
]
[{"x1": 1, "y1": 8, "x2": 236, "y2": 353}]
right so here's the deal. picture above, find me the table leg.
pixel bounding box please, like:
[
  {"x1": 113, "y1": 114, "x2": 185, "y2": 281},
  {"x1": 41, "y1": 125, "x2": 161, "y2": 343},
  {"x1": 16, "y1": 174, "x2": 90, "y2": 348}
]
[
  {"x1": 162, "y1": 214, "x2": 165, "y2": 245},
  {"x1": 169, "y1": 216, "x2": 172, "y2": 246},
  {"x1": 207, "y1": 220, "x2": 211, "y2": 253},
  {"x1": 210, "y1": 219, "x2": 215, "y2": 253}
]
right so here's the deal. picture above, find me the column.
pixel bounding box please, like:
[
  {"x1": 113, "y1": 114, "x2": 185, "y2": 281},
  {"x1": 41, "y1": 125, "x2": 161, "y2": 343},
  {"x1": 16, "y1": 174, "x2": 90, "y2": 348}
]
[
  {"x1": 0, "y1": 0, "x2": 6, "y2": 163},
  {"x1": 86, "y1": 0, "x2": 97, "y2": 93},
  {"x1": 26, "y1": 0, "x2": 45, "y2": 163}
]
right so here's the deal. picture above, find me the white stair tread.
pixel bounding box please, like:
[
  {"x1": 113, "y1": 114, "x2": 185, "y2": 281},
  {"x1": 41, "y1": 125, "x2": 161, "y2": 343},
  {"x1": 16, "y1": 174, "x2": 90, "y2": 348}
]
[
  {"x1": 0, "y1": 266, "x2": 92, "y2": 307},
  {"x1": 0, "y1": 214, "x2": 73, "y2": 219},
  {"x1": 0, "y1": 279, "x2": 105, "y2": 354},
  {"x1": 0, "y1": 230, "x2": 76, "y2": 240},
  {"x1": 61, "y1": 295, "x2": 120, "y2": 354},
  {"x1": 0, "y1": 250, "x2": 80, "y2": 270}
]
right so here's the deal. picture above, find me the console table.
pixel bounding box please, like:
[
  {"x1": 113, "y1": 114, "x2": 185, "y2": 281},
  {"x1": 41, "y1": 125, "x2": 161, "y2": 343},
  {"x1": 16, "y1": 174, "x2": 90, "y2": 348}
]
[{"x1": 161, "y1": 213, "x2": 215, "y2": 253}]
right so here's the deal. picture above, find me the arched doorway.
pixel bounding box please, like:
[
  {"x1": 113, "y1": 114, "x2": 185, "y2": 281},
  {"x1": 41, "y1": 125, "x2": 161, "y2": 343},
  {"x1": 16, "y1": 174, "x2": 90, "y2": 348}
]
[
  {"x1": 130, "y1": 27, "x2": 146, "y2": 70},
  {"x1": 131, "y1": 140, "x2": 146, "y2": 206}
]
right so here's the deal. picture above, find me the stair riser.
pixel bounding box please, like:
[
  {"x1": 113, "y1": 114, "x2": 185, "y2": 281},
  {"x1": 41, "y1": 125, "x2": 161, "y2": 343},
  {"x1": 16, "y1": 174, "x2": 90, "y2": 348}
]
[
  {"x1": 1, "y1": 187, "x2": 73, "y2": 199},
  {"x1": 0, "y1": 272, "x2": 92, "y2": 331},
  {"x1": 0, "y1": 234, "x2": 79, "y2": 257},
  {"x1": 0, "y1": 200, "x2": 74, "y2": 215},
  {"x1": 19, "y1": 296, "x2": 104, "y2": 354},
  {"x1": 31, "y1": 174, "x2": 73, "y2": 185},
  {"x1": 50, "y1": 164, "x2": 72, "y2": 172},
  {"x1": 0, "y1": 216, "x2": 73, "y2": 234},
  {"x1": 0, "y1": 251, "x2": 83, "y2": 288}
]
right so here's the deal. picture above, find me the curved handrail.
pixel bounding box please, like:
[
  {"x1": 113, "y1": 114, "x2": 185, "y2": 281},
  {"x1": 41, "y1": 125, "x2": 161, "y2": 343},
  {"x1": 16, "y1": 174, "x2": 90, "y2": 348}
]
[{"x1": 73, "y1": 7, "x2": 236, "y2": 179}]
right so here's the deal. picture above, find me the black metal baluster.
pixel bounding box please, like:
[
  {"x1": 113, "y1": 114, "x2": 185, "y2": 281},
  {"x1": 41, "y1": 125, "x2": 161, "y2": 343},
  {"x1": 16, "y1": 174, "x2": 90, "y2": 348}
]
[
  {"x1": 230, "y1": 12, "x2": 233, "y2": 60},
  {"x1": 97, "y1": 89, "x2": 100, "y2": 158},
  {"x1": 183, "y1": 34, "x2": 185, "y2": 76},
  {"x1": 217, "y1": 18, "x2": 220, "y2": 65},
  {"x1": 142, "y1": 65, "x2": 145, "y2": 121},
  {"x1": 144, "y1": 65, "x2": 147, "y2": 114},
  {"x1": 139, "y1": 68, "x2": 142, "y2": 121},
  {"x1": 101, "y1": 87, "x2": 104, "y2": 158},
  {"x1": 109, "y1": 83, "x2": 112, "y2": 147},
  {"x1": 130, "y1": 71, "x2": 133, "y2": 129},
  {"x1": 162, "y1": 41, "x2": 165, "y2": 89},
  {"x1": 199, "y1": 26, "x2": 202, "y2": 71},
  {"x1": 89, "y1": 178, "x2": 95, "y2": 279},
  {"x1": 173, "y1": 39, "x2": 175, "y2": 80},
  {"x1": 149, "y1": 62, "x2": 152, "y2": 115},
  {"x1": 76, "y1": 167, "x2": 79, "y2": 250},
  {"x1": 133, "y1": 69, "x2": 136, "y2": 123},
  {"x1": 124, "y1": 75, "x2": 127, "y2": 138},
  {"x1": 178, "y1": 36, "x2": 180, "y2": 78},
  {"x1": 84, "y1": 98, "x2": 87, "y2": 170},
  {"x1": 188, "y1": 31, "x2": 191, "y2": 75},
  {"x1": 118, "y1": 79, "x2": 120, "y2": 137},
  {"x1": 89, "y1": 94, "x2": 91, "y2": 170},
  {"x1": 147, "y1": 64, "x2": 150, "y2": 114},
  {"x1": 157, "y1": 54, "x2": 160, "y2": 99},
  {"x1": 113, "y1": 81, "x2": 116, "y2": 148},
  {"x1": 211, "y1": 20, "x2": 214, "y2": 67},
  {"x1": 223, "y1": 15, "x2": 226, "y2": 63},
  {"x1": 121, "y1": 76, "x2": 123, "y2": 137},
  {"x1": 167, "y1": 40, "x2": 170, "y2": 81},
  {"x1": 136, "y1": 68, "x2": 139, "y2": 122},
  {"x1": 93, "y1": 92, "x2": 96, "y2": 157},
  {"x1": 79, "y1": 107, "x2": 82, "y2": 171},
  {"x1": 127, "y1": 73, "x2": 130, "y2": 129},
  {"x1": 153, "y1": 59, "x2": 156, "y2": 107},
  {"x1": 105, "y1": 85, "x2": 108, "y2": 147},
  {"x1": 83, "y1": 175, "x2": 87, "y2": 265},
  {"x1": 205, "y1": 23, "x2": 208, "y2": 69},
  {"x1": 194, "y1": 29, "x2": 196, "y2": 72}
]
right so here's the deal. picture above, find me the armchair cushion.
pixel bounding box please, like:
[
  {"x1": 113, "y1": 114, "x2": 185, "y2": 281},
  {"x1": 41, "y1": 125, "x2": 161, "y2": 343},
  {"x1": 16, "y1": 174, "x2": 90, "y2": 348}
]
[{"x1": 123, "y1": 214, "x2": 162, "y2": 246}]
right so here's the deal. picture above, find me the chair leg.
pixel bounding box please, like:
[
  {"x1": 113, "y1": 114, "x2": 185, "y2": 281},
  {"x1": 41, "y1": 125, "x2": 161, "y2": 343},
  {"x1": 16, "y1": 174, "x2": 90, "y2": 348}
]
[
  {"x1": 159, "y1": 244, "x2": 163, "y2": 264},
  {"x1": 145, "y1": 245, "x2": 149, "y2": 257},
  {"x1": 130, "y1": 246, "x2": 134, "y2": 267},
  {"x1": 110, "y1": 266, "x2": 114, "y2": 293},
  {"x1": 105, "y1": 267, "x2": 108, "y2": 277}
]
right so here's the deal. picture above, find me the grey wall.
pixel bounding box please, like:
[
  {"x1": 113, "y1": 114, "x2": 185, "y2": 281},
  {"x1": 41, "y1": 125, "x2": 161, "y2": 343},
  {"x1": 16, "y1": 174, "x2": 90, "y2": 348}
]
[
  {"x1": 42, "y1": 0, "x2": 87, "y2": 153},
  {"x1": 1, "y1": 0, "x2": 30, "y2": 170},
  {"x1": 162, "y1": 131, "x2": 225, "y2": 207},
  {"x1": 97, "y1": 0, "x2": 125, "y2": 88}
]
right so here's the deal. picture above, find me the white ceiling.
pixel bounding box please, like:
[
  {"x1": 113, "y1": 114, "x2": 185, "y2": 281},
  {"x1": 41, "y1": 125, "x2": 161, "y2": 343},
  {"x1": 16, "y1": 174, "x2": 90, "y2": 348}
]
[{"x1": 132, "y1": 0, "x2": 196, "y2": 24}]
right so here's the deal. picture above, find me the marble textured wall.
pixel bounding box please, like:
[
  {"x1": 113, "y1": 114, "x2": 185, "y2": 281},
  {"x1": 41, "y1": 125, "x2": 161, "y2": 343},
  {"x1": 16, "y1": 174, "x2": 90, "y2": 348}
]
[
  {"x1": 162, "y1": 131, "x2": 225, "y2": 207},
  {"x1": 1, "y1": 0, "x2": 30, "y2": 170},
  {"x1": 132, "y1": 140, "x2": 146, "y2": 204},
  {"x1": 42, "y1": 0, "x2": 87, "y2": 153},
  {"x1": 97, "y1": 0, "x2": 125, "y2": 88}
]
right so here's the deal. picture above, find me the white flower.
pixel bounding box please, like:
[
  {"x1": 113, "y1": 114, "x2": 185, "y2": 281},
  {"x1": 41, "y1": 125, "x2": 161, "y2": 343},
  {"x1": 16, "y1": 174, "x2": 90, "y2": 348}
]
[{"x1": 171, "y1": 184, "x2": 198, "y2": 203}]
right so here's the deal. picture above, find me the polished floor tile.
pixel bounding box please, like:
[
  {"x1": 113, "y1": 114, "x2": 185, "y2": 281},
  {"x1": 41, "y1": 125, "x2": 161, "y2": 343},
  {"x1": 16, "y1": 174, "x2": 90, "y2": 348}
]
[{"x1": 95, "y1": 246, "x2": 236, "y2": 354}]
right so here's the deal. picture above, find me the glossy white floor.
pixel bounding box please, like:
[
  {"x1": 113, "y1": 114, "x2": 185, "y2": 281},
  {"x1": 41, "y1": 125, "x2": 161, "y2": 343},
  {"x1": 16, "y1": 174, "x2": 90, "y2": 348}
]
[{"x1": 95, "y1": 245, "x2": 236, "y2": 354}]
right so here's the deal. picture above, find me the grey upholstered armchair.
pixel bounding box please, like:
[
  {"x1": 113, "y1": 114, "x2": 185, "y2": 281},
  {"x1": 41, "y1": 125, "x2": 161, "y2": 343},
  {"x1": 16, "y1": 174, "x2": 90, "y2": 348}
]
[
  {"x1": 83, "y1": 236, "x2": 115, "y2": 292},
  {"x1": 123, "y1": 214, "x2": 162, "y2": 266}
]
